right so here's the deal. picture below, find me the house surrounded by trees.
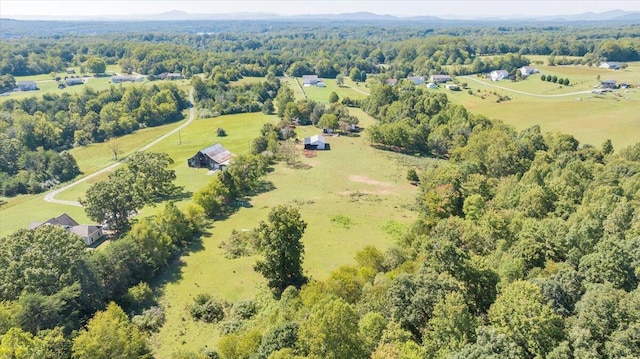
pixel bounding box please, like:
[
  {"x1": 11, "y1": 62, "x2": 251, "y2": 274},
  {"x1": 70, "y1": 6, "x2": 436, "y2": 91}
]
[{"x1": 28, "y1": 213, "x2": 103, "y2": 246}]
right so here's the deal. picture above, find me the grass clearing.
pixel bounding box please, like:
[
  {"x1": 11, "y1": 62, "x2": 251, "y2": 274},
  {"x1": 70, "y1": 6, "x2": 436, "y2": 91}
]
[
  {"x1": 301, "y1": 78, "x2": 369, "y2": 103},
  {"x1": 149, "y1": 108, "x2": 433, "y2": 358}
]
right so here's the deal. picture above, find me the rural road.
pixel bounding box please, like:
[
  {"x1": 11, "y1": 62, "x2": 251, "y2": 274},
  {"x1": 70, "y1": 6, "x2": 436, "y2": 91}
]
[
  {"x1": 44, "y1": 87, "x2": 196, "y2": 206},
  {"x1": 463, "y1": 76, "x2": 593, "y2": 98}
]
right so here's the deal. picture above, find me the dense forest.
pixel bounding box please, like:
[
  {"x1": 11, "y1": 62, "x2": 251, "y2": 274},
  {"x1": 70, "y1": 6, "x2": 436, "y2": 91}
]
[{"x1": 1, "y1": 19, "x2": 639, "y2": 358}]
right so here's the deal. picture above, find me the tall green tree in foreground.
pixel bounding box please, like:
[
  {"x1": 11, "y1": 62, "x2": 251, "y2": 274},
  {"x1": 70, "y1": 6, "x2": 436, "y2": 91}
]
[{"x1": 254, "y1": 205, "x2": 307, "y2": 296}]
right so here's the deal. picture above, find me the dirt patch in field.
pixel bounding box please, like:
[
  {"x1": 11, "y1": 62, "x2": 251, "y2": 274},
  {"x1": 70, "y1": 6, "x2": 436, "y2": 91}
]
[
  {"x1": 348, "y1": 175, "x2": 393, "y2": 187},
  {"x1": 337, "y1": 175, "x2": 398, "y2": 196}
]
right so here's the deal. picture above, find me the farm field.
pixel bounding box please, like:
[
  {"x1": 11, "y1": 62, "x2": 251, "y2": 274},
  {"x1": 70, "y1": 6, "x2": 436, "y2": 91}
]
[
  {"x1": 447, "y1": 62, "x2": 640, "y2": 149},
  {"x1": 149, "y1": 108, "x2": 428, "y2": 357}
]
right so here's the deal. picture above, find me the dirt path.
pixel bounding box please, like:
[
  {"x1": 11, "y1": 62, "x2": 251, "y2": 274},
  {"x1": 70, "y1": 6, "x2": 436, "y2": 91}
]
[
  {"x1": 463, "y1": 76, "x2": 593, "y2": 98},
  {"x1": 44, "y1": 87, "x2": 196, "y2": 206}
]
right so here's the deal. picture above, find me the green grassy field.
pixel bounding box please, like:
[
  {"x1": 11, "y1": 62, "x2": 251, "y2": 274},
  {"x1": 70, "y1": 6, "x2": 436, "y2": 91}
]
[
  {"x1": 149, "y1": 108, "x2": 430, "y2": 358},
  {"x1": 280, "y1": 77, "x2": 306, "y2": 101},
  {"x1": 447, "y1": 62, "x2": 640, "y2": 149},
  {"x1": 301, "y1": 78, "x2": 369, "y2": 103}
]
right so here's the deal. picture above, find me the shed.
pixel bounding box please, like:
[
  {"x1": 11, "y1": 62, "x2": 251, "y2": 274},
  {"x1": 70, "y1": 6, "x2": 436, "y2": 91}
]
[
  {"x1": 430, "y1": 74, "x2": 452, "y2": 83},
  {"x1": 490, "y1": 70, "x2": 509, "y2": 81},
  {"x1": 303, "y1": 134, "x2": 328, "y2": 150},
  {"x1": 407, "y1": 76, "x2": 425, "y2": 85},
  {"x1": 17, "y1": 81, "x2": 37, "y2": 91},
  {"x1": 302, "y1": 75, "x2": 319, "y2": 86},
  {"x1": 65, "y1": 78, "x2": 84, "y2": 86}
]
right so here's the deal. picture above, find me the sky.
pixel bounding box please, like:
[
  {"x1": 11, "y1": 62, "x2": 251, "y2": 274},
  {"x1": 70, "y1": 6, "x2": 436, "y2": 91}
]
[{"x1": 1, "y1": 0, "x2": 639, "y2": 19}]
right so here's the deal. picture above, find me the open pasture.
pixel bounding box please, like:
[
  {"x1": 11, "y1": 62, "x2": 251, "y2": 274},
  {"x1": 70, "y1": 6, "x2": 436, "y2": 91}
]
[
  {"x1": 149, "y1": 110, "x2": 428, "y2": 357},
  {"x1": 449, "y1": 62, "x2": 640, "y2": 149}
]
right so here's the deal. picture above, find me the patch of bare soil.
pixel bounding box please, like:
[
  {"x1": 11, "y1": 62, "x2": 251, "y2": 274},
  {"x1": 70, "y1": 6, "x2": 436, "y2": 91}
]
[{"x1": 348, "y1": 175, "x2": 393, "y2": 187}]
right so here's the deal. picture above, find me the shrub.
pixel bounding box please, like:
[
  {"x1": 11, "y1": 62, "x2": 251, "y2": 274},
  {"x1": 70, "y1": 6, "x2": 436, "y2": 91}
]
[
  {"x1": 132, "y1": 306, "x2": 165, "y2": 332},
  {"x1": 217, "y1": 128, "x2": 227, "y2": 137},
  {"x1": 189, "y1": 293, "x2": 226, "y2": 323},
  {"x1": 219, "y1": 229, "x2": 258, "y2": 259},
  {"x1": 232, "y1": 300, "x2": 258, "y2": 320},
  {"x1": 219, "y1": 319, "x2": 245, "y2": 335},
  {"x1": 121, "y1": 282, "x2": 154, "y2": 313}
]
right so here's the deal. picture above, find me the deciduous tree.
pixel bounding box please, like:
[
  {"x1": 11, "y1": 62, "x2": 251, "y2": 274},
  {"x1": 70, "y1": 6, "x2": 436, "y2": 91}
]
[{"x1": 254, "y1": 205, "x2": 307, "y2": 296}]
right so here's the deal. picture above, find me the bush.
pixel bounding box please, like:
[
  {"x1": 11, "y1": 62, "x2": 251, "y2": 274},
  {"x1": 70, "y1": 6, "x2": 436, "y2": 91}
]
[
  {"x1": 217, "y1": 128, "x2": 227, "y2": 137},
  {"x1": 121, "y1": 282, "x2": 154, "y2": 313},
  {"x1": 219, "y1": 319, "x2": 245, "y2": 335},
  {"x1": 189, "y1": 293, "x2": 226, "y2": 323},
  {"x1": 132, "y1": 306, "x2": 165, "y2": 332},
  {"x1": 232, "y1": 300, "x2": 258, "y2": 320},
  {"x1": 219, "y1": 229, "x2": 258, "y2": 259}
]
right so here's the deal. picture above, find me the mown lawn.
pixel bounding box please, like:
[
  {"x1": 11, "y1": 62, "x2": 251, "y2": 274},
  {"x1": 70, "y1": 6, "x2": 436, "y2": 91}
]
[{"x1": 149, "y1": 109, "x2": 431, "y2": 358}]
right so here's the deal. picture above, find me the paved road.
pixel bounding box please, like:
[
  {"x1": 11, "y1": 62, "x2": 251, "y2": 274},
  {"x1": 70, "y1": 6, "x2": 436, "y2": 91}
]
[
  {"x1": 463, "y1": 76, "x2": 593, "y2": 98},
  {"x1": 44, "y1": 87, "x2": 196, "y2": 206}
]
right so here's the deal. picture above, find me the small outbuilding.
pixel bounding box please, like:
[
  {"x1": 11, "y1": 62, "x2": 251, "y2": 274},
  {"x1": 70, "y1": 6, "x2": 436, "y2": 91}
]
[
  {"x1": 519, "y1": 66, "x2": 538, "y2": 77},
  {"x1": 112, "y1": 75, "x2": 134, "y2": 83},
  {"x1": 302, "y1": 75, "x2": 319, "y2": 86},
  {"x1": 188, "y1": 143, "x2": 233, "y2": 170},
  {"x1": 65, "y1": 77, "x2": 84, "y2": 86},
  {"x1": 490, "y1": 70, "x2": 509, "y2": 81},
  {"x1": 407, "y1": 76, "x2": 425, "y2": 85},
  {"x1": 303, "y1": 134, "x2": 329, "y2": 150},
  {"x1": 17, "y1": 81, "x2": 38, "y2": 91},
  {"x1": 430, "y1": 74, "x2": 452, "y2": 83},
  {"x1": 599, "y1": 62, "x2": 623, "y2": 70},
  {"x1": 601, "y1": 79, "x2": 617, "y2": 89}
]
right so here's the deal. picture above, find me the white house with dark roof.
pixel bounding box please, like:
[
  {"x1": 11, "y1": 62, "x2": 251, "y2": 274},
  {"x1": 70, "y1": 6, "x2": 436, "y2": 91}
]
[{"x1": 188, "y1": 143, "x2": 234, "y2": 170}]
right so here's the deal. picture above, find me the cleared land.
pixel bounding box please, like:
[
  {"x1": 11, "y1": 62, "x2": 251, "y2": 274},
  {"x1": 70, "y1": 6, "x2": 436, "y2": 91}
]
[
  {"x1": 446, "y1": 61, "x2": 640, "y2": 149},
  {"x1": 300, "y1": 78, "x2": 369, "y2": 103},
  {"x1": 149, "y1": 108, "x2": 429, "y2": 358}
]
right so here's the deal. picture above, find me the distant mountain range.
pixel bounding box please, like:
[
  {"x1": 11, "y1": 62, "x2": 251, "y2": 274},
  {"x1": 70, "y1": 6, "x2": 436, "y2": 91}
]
[{"x1": 4, "y1": 9, "x2": 640, "y2": 22}]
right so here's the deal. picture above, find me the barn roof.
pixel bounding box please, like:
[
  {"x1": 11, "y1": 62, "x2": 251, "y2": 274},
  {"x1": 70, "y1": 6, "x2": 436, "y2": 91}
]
[{"x1": 199, "y1": 143, "x2": 233, "y2": 164}]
